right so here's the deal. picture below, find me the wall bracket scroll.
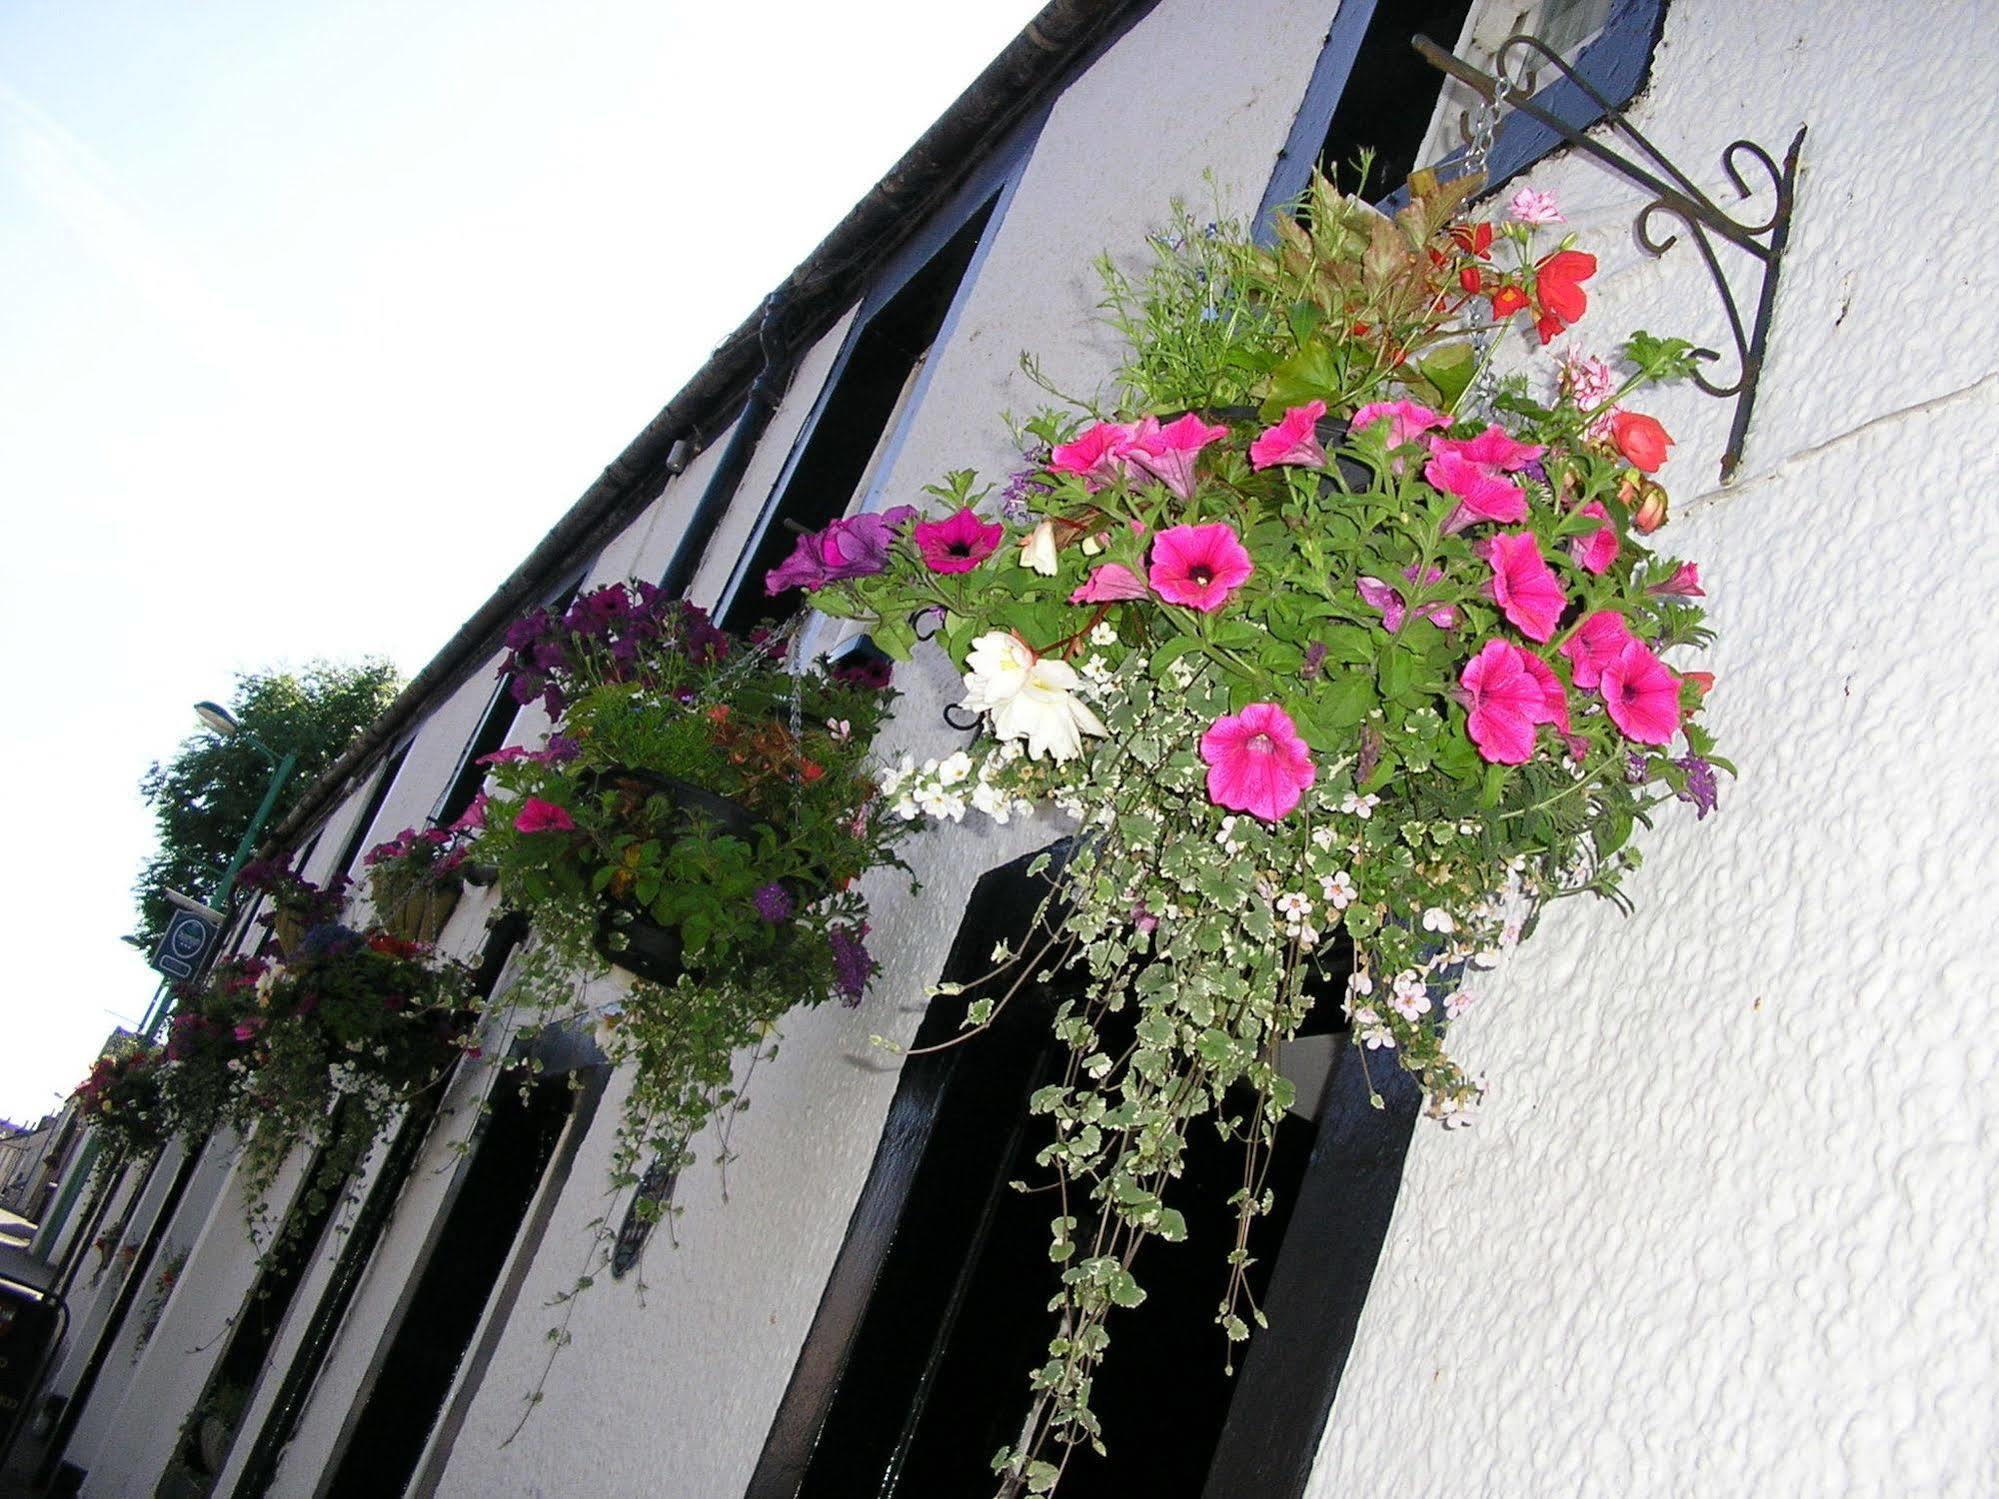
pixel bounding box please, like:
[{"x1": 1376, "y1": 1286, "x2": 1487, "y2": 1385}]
[{"x1": 1414, "y1": 31, "x2": 1805, "y2": 482}]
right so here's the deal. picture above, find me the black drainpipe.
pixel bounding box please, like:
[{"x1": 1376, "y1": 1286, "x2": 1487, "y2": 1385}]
[{"x1": 657, "y1": 290, "x2": 794, "y2": 601}]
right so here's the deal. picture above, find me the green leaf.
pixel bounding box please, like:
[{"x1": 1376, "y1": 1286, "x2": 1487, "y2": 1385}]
[
  {"x1": 1418, "y1": 341, "x2": 1477, "y2": 407},
  {"x1": 1264, "y1": 340, "x2": 1342, "y2": 413},
  {"x1": 1319, "y1": 670, "x2": 1376, "y2": 727}
]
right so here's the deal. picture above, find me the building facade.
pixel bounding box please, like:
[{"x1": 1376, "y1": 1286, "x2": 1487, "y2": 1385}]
[{"x1": 18, "y1": 0, "x2": 1999, "y2": 1494}]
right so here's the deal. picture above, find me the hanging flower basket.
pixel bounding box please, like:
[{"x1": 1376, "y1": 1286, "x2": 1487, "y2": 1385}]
[
  {"x1": 365, "y1": 824, "x2": 477, "y2": 945},
  {"x1": 581, "y1": 767, "x2": 801, "y2": 985},
  {"x1": 767, "y1": 170, "x2": 1730, "y2": 1493}
]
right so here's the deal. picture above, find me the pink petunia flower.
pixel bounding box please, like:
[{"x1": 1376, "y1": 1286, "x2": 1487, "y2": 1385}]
[
  {"x1": 1128, "y1": 413, "x2": 1230, "y2": 500},
  {"x1": 913, "y1": 508, "x2": 1004, "y2": 574},
  {"x1": 1648, "y1": 562, "x2": 1704, "y2": 596},
  {"x1": 1460, "y1": 639, "x2": 1562, "y2": 764},
  {"x1": 1200, "y1": 702, "x2": 1317, "y2": 821},
  {"x1": 513, "y1": 798, "x2": 576, "y2": 835},
  {"x1": 1570, "y1": 500, "x2": 1619, "y2": 575},
  {"x1": 1427, "y1": 451, "x2": 1527, "y2": 532},
  {"x1": 450, "y1": 791, "x2": 490, "y2": 833},
  {"x1": 1049, "y1": 421, "x2": 1142, "y2": 488},
  {"x1": 1481, "y1": 531, "x2": 1566, "y2": 642},
  {"x1": 1516, "y1": 650, "x2": 1571, "y2": 736},
  {"x1": 1349, "y1": 400, "x2": 1449, "y2": 450},
  {"x1": 1069, "y1": 563, "x2": 1149, "y2": 603},
  {"x1": 1148, "y1": 522, "x2": 1254, "y2": 612},
  {"x1": 1560, "y1": 610, "x2": 1636, "y2": 690},
  {"x1": 1248, "y1": 401, "x2": 1329, "y2": 470},
  {"x1": 1599, "y1": 639, "x2": 1682, "y2": 744}
]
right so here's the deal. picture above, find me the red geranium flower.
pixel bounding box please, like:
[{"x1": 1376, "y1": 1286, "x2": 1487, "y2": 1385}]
[{"x1": 1533, "y1": 250, "x2": 1597, "y2": 343}]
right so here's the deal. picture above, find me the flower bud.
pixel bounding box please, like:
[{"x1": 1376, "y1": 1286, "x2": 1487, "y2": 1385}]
[
  {"x1": 1622, "y1": 475, "x2": 1670, "y2": 534},
  {"x1": 1609, "y1": 410, "x2": 1674, "y2": 473}
]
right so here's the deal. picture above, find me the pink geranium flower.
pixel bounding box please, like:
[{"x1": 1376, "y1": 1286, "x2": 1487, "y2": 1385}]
[
  {"x1": 913, "y1": 508, "x2": 1004, "y2": 574},
  {"x1": 1200, "y1": 702, "x2": 1317, "y2": 821},
  {"x1": 1570, "y1": 500, "x2": 1619, "y2": 575},
  {"x1": 1129, "y1": 413, "x2": 1229, "y2": 500},
  {"x1": 1481, "y1": 531, "x2": 1566, "y2": 642},
  {"x1": 1599, "y1": 639, "x2": 1682, "y2": 744},
  {"x1": 1049, "y1": 421, "x2": 1142, "y2": 487},
  {"x1": 1069, "y1": 563, "x2": 1149, "y2": 603},
  {"x1": 1248, "y1": 401, "x2": 1328, "y2": 470},
  {"x1": 1460, "y1": 639, "x2": 1562, "y2": 764},
  {"x1": 1148, "y1": 522, "x2": 1253, "y2": 612},
  {"x1": 1349, "y1": 400, "x2": 1449, "y2": 450},
  {"x1": 514, "y1": 798, "x2": 576, "y2": 835},
  {"x1": 1560, "y1": 610, "x2": 1636, "y2": 690}
]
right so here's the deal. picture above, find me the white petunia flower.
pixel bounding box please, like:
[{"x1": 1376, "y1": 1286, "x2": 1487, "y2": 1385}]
[
  {"x1": 936, "y1": 750, "x2": 974, "y2": 786},
  {"x1": 960, "y1": 631, "x2": 1108, "y2": 763},
  {"x1": 1018, "y1": 520, "x2": 1059, "y2": 576}
]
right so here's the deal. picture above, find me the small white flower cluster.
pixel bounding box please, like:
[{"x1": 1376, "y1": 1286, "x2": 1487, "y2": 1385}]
[{"x1": 878, "y1": 744, "x2": 1036, "y2": 826}]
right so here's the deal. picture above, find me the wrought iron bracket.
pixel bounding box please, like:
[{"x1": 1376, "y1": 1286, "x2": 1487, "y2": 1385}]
[{"x1": 1414, "y1": 32, "x2": 1805, "y2": 481}]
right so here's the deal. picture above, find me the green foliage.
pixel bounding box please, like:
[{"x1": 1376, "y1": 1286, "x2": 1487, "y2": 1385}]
[{"x1": 133, "y1": 659, "x2": 399, "y2": 943}]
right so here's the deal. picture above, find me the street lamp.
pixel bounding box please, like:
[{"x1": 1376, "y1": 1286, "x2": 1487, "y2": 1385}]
[{"x1": 193, "y1": 700, "x2": 299, "y2": 914}]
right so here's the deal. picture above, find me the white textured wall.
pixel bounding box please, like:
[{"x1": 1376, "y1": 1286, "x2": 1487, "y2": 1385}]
[{"x1": 1308, "y1": 3, "x2": 1999, "y2": 1497}]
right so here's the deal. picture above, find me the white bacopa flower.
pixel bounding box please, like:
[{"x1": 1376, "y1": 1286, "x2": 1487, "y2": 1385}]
[
  {"x1": 1088, "y1": 620, "x2": 1119, "y2": 647},
  {"x1": 1321, "y1": 870, "x2": 1357, "y2": 909},
  {"x1": 1421, "y1": 907, "x2": 1455, "y2": 934},
  {"x1": 1310, "y1": 825, "x2": 1337, "y2": 852},
  {"x1": 914, "y1": 784, "x2": 967, "y2": 822},
  {"x1": 1018, "y1": 520, "x2": 1059, "y2": 576},
  {"x1": 1390, "y1": 971, "x2": 1432, "y2": 1021},
  {"x1": 1215, "y1": 816, "x2": 1244, "y2": 854},
  {"x1": 1444, "y1": 987, "x2": 1477, "y2": 1020},
  {"x1": 960, "y1": 631, "x2": 1108, "y2": 763},
  {"x1": 1275, "y1": 891, "x2": 1312, "y2": 920},
  {"x1": 1347, "y1": 969, "x2": 1374, "y2": 997},
  {"x1": 1340, "y1": 791, "x2": 1381, "y2": 820},
  {"x1": 936, "y1": 750, "x2": 973, "y2": 787}
]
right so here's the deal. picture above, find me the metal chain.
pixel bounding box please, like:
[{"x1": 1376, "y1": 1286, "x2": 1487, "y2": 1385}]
[{"x1": 1462, "y1": 84, "x2": 1507, "y2": 416}]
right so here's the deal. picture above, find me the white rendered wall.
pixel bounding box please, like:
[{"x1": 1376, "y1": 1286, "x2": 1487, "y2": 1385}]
[{"x1": 1307, "y1": 2, "x2": 1999, "y2": 1497}]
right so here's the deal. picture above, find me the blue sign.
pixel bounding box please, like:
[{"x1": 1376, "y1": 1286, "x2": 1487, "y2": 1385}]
[{"x1": 152, "y1": 908, "x2": 218, "y2": 981}]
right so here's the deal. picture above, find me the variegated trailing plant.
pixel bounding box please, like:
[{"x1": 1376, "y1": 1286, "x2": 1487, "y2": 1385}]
[{"x1": 767, "y1": 170, "x2": 1729, "y2": 1494}]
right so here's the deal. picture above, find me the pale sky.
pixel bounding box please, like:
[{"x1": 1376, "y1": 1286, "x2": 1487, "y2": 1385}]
[{"x1": 0, "y1": 0, "x2": 1047, "y2": 1124}]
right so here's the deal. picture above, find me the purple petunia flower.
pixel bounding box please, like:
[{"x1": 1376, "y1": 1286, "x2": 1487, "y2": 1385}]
[
  {"x1": 829, "y1": 924, "x2": 872, "y2": 1006},
  {"x1": 752, "y1": 883, "x2": 794, "y2": 923},
  {"x1": 1676, "y1": 754, "x2": 1719, "y2": 819}
]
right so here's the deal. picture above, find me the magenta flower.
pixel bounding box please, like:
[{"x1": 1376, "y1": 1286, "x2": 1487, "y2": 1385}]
[
  {"x1": 1356, "y1": 565, "x2": 1457, "y2": 634},
  {"x1": 1248, "y1": 401, "x2": 1328, "y2": 470},
  {"x1": 764, "y1": 506, "x2": 915, "y2": 595},
  {"x1": 1560, "y1": 610, "x2": 1636, "y2": 690},
  {"x1": 1200, "y1": 702, "x2": 1317, "y2": 821},
  {"x1": 1481, "y1": 530, "x2": 1566, "y2": 642},
  {"x1": 477, "y1": 745, "x2": 534, "y2": 766},
  {"x1": 1516, "y1": 650, "x2": 1571, "y2": 736},
  {"x1": 1069, "y1": 563, "x2": 1149, "y2": 603},
  {"x1": 1427, "y1": 425, "x2": 1545, "y2": 533},
  {"x1": 1460, "y1": 639, "x2": 1563, "y2": 764},
  {"x1": 1570, "y1": 500, "x2": 1619, "y2": 575},
  {"x1": 1350, "y1": 400, "x2": 1448, "y2": 450},
  {"x1": 1049, "y1": 421, "x2": 1141, "y2": 487},
  {"x1": 1649, "y1": 562, "x2": 1705, "y2": 596},
  {"x1": 1148, "y1": 522, "x2": 1254, "y2": 612},
  {"x1": 450, "y1": 791, "x2": 490, "y2": 833},
  {"x1": 1128, "y1": 413, "x2": 1229, "y2": 500},
  {"x1": 513, "y1": 798, "x2": 576, "y2": 835},
  {"x1": 913, "y1": 508, "x2": 1004, "y2": 574},
  {"x1": 1599, "y1": 639, "x2": 1682, "y2": 744}
]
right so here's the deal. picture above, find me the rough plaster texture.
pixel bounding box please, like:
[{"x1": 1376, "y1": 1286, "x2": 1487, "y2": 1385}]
[{"x1": 1305, "y1": 3, "x2": 1999, "y2": 1496}]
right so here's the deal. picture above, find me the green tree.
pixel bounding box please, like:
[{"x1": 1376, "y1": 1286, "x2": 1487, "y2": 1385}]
[{"x1": 133, "y1": 660, "x2": 400, "y2": 944}]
